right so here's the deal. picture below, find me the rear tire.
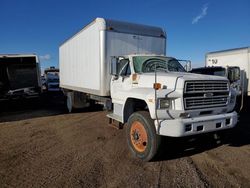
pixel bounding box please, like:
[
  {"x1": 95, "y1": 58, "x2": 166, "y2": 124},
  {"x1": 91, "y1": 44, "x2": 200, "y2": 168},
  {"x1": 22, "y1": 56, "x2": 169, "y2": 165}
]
[{"x1": 126, "y1": 111, "x2": 161, "y2": 161}]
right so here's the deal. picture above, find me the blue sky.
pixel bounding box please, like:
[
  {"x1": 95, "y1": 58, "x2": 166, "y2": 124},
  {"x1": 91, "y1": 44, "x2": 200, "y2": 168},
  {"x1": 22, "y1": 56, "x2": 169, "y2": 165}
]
[{"x1": 0, "y1": 0, "x2": 249, "y2": 71}]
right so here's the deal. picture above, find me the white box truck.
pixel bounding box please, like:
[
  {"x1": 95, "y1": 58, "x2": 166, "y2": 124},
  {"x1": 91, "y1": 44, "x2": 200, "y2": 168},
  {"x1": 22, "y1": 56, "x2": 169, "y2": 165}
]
[
  {"x1": 206, "y1": 47, "x2": 250, "y2": 110},
  {"x1": 0, "y1": 54, "x2": 41, "y2": 101},
  {"x1": 60, "y1": 18, "x2": 238, "y2": 161}
]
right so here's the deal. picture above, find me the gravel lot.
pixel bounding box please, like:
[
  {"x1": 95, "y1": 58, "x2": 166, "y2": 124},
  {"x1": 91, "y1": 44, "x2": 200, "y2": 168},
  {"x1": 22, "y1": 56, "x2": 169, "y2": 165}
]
[{"x1": 0, "y1": 97, "x2": 250, "y2": 187}]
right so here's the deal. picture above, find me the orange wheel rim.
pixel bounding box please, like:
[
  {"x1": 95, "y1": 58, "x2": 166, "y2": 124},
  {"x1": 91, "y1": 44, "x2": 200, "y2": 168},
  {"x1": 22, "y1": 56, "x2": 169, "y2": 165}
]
[{"x1": 130, "y1": 121, "x2": 148, "y2": 152}]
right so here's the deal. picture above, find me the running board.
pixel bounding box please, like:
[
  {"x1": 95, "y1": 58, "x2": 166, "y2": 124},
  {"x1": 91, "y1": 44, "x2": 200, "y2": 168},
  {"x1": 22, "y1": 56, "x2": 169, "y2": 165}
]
[
  {"x1": 107, "y1": 113, "x2": 123, "y2": 122},
  {"x1": 107, "y1": 113, "x2": 123, "y2": 129}
]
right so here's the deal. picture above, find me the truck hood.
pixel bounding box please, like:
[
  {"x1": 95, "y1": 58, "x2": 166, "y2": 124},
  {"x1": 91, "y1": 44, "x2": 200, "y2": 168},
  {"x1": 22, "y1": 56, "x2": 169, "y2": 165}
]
[{"x1": 136, "y1": 72, "x2": 228, "y2": 89}]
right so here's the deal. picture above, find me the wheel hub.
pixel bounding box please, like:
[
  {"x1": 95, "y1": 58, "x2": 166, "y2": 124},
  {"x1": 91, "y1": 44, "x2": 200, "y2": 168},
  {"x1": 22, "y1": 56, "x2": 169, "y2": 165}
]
[
  {"x1": 133, "y1": 131, "x2": 140, "y2": 140},
  {"x1": 130, "y1": 121, "x2": 148, "y2": 152}
]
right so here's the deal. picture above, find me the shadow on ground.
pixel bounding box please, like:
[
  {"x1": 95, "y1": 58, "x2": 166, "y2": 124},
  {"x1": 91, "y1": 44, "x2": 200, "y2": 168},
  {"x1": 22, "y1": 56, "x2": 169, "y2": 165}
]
[
  {"x1": 0, "y1": 93, "x2": 103, "y2": 123},
  {"x1": 154, "y1": 110, "x2": 250, "y2": 161}
]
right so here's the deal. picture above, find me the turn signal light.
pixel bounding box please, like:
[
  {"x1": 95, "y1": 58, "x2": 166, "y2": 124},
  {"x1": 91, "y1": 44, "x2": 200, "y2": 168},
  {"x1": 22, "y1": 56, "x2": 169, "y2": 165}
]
[
  {"x1": 132, "y1": 74, "x2": 137, "y2": 81},
  {"x1": 153, "y1": 83, "x2": 161, "y2": 90}
]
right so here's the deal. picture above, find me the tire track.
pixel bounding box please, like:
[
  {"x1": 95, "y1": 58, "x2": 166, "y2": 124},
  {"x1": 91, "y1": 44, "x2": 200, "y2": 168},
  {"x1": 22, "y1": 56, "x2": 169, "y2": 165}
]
[
  {"x1": 186, "y1": 157, "x2": 210, "y2": 187},
  {"x1": 156, "y1": 161, "x2": 163, "y2": 188}
]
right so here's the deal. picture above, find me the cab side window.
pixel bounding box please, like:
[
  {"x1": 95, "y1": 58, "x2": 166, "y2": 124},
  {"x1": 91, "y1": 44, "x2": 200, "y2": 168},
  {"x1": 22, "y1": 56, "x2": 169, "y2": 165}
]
[{"x1": 119, "y1": 60, "x2": 131, "y2": 77}]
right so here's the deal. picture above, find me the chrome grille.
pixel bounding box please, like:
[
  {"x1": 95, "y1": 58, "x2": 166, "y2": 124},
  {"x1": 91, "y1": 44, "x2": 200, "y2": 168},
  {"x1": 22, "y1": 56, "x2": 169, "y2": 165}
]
[
  {"x1": 185, "y1": 82, "x2": 229, "y2": 93},
  {"x1": 184, "y1": 81, "x2": 229, "y2": 110}
]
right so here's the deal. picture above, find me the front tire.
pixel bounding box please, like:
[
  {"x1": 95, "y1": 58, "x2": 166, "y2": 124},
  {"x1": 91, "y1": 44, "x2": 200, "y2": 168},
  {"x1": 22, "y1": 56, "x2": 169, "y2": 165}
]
[{"x1": 126, "y1": 111, "x2": 161, "y2": 161}]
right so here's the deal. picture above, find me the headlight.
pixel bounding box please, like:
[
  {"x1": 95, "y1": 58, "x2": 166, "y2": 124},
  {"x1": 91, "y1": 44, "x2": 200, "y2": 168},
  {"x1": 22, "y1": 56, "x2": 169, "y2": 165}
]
[
  {"x1": 230, "y1": 93, "x2": 236, "y2": 104},
  {"x1": 231, "y1": 82, "x2": 238, "y2": 89},
  {"x1": 158, "y1": 98, "x2": 172, "y2": 109}
]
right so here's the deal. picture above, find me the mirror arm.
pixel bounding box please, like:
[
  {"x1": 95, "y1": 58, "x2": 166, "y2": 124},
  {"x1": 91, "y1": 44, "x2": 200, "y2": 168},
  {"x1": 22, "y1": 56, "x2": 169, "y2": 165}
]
[{"x1": 112, "y1": 75, "x2": 119, "y2": 81}]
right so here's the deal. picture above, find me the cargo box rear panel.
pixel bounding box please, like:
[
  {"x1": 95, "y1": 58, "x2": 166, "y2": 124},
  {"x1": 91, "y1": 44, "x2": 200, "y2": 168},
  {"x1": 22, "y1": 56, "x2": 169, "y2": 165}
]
[{"x1": 0, "y1": 56, "x2": 40, "y2": 98}]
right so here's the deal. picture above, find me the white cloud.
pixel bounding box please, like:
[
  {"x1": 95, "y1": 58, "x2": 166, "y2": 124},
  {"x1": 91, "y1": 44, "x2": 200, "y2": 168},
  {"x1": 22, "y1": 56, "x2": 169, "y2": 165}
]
[
  {"x1": 192, "y1": 4, "x2": 208, "y2": 24},
  {"x1": 39, "y1": 54, "x2": 51, "y2": 61}
]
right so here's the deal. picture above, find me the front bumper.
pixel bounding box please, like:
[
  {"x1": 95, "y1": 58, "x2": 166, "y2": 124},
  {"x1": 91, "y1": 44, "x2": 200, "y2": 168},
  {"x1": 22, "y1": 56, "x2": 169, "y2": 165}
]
[{"x1": 155, "y1": 111, "x2": 238, "y2": 137}]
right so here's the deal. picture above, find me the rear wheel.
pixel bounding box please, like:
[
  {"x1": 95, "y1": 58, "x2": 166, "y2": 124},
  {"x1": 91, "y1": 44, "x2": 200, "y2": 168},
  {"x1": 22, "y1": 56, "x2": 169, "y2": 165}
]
[
  {"x1": 66, "y1": 91, "x2": 91, "y2": 113},
  {"x1": 66, "y1": 92, "x2": 74, "y2": 113},
  {"x1": 126, "y1": 111, "x2": 161, "y2": 161}
]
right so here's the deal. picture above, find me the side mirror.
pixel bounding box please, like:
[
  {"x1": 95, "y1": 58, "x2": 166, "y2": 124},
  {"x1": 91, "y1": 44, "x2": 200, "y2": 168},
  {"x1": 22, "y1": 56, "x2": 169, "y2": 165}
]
[
  {"x1": 228, "y1": 67, "x2": 240, "y2": 83},
  {"x1": 110, "y1": 57, "x2": 119, "y2": 76},
  {"x1": 182, "y1": 60, "x2": 192, "y2": 72},
  {"x1": 185, "y1": 61, "x2": 192, "y2": 72}
]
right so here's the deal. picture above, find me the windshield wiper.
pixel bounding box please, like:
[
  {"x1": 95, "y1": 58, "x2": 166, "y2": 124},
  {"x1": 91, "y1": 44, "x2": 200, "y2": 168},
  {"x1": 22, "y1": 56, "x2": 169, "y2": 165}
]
[{"x1": 155, "y1": 67, "x2": 168, "y2": 72}]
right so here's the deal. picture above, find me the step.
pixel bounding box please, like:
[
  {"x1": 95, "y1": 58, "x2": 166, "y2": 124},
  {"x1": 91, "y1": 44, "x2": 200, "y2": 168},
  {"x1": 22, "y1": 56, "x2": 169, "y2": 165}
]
[{"x1": 107, "y1": 113, "x2": 123, "y2": 122}]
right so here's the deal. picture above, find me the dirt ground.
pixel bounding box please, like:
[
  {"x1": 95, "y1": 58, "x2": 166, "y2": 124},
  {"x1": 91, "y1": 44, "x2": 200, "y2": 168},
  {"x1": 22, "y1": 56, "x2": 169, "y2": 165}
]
[{"x1": 0, "y1": 97, "x2": 250, "y2": 187}]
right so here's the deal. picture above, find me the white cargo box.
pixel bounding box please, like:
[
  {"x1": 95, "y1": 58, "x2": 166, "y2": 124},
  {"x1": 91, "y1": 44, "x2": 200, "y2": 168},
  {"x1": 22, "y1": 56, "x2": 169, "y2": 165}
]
[
  {"x1": 59, "y1": 18, "x2": 166, "y2": 96},
  {"x1": 206, "y1": 47, "x2": 250, "y2": 95}
]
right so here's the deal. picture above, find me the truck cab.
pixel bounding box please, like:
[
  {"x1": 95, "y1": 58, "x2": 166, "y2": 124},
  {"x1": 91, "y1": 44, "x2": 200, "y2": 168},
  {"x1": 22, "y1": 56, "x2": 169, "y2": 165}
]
[
  {"x1": 190, "y1": 66, "x2": 241, "y2": 95},
  {"x1": 44, "y1": 67, "x2": 60, "y2": 92},
  {"x1": 108, "y1": 54, "x2": 238, "y2": 160},
  {"x1": 190, "y1": 66, "x2": 241, "y2": 111}
]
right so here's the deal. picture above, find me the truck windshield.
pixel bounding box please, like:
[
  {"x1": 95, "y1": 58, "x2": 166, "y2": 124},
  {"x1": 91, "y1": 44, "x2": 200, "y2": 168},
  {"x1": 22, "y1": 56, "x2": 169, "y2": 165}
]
[
  {"x1": 48, "y1": 78, "x2": 59, "y2": 83},
  {"x1": 133, "y1": 56, "x2": 186, "y2": 73},
  {"x1": 191, "y1": 67, "x2": 226, "y2": 77}
]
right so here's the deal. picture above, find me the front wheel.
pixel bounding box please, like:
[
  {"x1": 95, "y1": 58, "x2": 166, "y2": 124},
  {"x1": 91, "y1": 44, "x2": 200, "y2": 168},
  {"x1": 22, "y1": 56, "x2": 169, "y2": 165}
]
[{"x1": 126, "y1": 111, "x2": 161, "y2": 161}]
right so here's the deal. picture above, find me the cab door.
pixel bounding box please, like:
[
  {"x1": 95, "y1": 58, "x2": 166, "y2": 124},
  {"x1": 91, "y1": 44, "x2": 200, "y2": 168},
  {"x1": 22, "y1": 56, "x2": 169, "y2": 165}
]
[{"x1": 111, "y1": 59, "x2": 132, "y2": 103}]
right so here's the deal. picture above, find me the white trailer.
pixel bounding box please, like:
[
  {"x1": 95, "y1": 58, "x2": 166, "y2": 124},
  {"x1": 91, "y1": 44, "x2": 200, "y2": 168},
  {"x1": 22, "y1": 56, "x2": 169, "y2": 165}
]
[
  {"x1": 60, "y1": 18, "x2": 166, "y2": 97},
  {"x1": 206, "y1": 47, "x2": 250, "y2": 96},
  {"x1": 60, "y1": 18, "x2": 238, "y2": 161}
]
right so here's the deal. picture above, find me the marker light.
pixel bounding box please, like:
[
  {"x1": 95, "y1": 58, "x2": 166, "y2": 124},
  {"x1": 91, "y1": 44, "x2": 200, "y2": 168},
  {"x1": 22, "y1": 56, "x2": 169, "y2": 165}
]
[
  {"x1": 153, "y1": 83, "x2": 161, "y2": 90},
  {"x1": 132, "y1": 74, "x2": 137, "y2": 81}
]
